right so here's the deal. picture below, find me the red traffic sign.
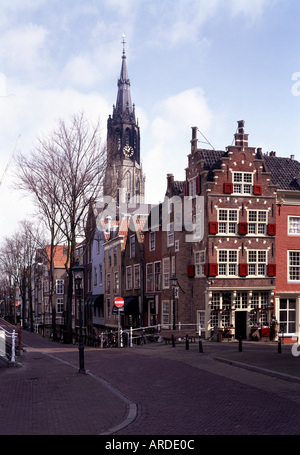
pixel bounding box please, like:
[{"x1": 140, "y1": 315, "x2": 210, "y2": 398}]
[{"x1": 114, "y1": 297, "x2": 124, "y2": 308}]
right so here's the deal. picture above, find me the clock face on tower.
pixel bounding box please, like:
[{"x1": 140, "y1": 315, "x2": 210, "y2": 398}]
[{"x1": 123, "y1": 145, "x2": 134, "y2": 157}]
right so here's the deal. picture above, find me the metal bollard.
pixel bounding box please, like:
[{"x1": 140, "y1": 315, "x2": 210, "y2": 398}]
[
  {"x1": 130, "y1": 327, "x2": 133, "y2": 348},
  {"x1": 185, "y1": 334, "x2": 189, "y2": 350},
  {"x1": 278, "y1": 338, "x2": 282, "y2": 354},
  {"x1": 238, "y1": 336, "x2": 242, "y2": 352},
  {"x1": 172, "y1": 334, "x2": 175, "y2": 347},
  {"x1": 199, "y1": 336, "x2": 203, "y2": 353},
  {"x1": 11, "y1": 330, "x2": 16, "y2": 363}
]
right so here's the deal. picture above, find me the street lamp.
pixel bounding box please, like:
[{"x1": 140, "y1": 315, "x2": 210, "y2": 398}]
[
  {"x1": 72, "y1": 262, "x2": 85, "y2": 374},
  {"x1": 170, "y1": 274, "x2": 178, "y2": 330}
]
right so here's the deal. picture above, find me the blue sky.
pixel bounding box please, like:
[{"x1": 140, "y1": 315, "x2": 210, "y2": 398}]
[{"x1": 0, "y1": 0, "x2": 300, "y2": 239}]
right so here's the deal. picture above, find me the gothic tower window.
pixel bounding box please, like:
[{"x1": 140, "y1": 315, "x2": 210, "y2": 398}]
[
  {"x1": 115, "y1": 128, "x2": 121, "y2": 150},
  {"x1": 125, "y1": 128, "x2": 131, "y2": 146}
]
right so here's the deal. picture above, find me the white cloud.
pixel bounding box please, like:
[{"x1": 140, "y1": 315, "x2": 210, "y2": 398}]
[
  {"x1": 143, "y1": 87, "x2": 213, "y2": 203},
  {"x1": 146, "y1": 0, "x2": 275, "y2": 47},
  {"x1": 0, "y1": 23, "x2": 49, "y2": 74},
  {"x1": 228, "y1": 0, "x2": 275, "y2": 20},
  {"x1": 152, "y1": 88, "x2": 212, "y2": 142},
  {"x1": 62, "y1": 54, "x2": 100, "y2": 90}
]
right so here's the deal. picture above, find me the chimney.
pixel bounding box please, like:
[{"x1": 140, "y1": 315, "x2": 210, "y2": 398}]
[
  {"x1": 234, "y1": 120, "x2": 248, "y2": 147},
  {"x1": 191, "y1": 126, "x2": 198, "y2": 152},
  {"x1": 167, "y1": 173, "x2": 174, "y2": 190}
]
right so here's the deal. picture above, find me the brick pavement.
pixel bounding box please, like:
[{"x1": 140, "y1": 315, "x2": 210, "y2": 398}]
[{"x1": 1, "y1": 331, "x2": 300, "y2": 436}]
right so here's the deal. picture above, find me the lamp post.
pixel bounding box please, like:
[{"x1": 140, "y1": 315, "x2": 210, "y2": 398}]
[
  {"x1": 72, "y1": 262, "x2": 85, "y2": 374},
  {"x1": 170, "y1": 274, "x2": 178, "y2": 330}
]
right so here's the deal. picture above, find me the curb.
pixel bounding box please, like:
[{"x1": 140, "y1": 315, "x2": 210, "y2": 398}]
[
  {"x1": 22, "y1": 342, "x2": 138, "y2": 435},
  {"x1": 211, "y1": 355, "x2": 300, "y2": 384}
]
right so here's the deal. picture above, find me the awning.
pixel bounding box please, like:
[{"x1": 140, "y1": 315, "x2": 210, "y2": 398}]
[
  {"x1": 124, "y1": 296, "x2": 139, "y2": 315},
  {"x1": 85, "y1": 295, "x2": 104, "y2": 307}
]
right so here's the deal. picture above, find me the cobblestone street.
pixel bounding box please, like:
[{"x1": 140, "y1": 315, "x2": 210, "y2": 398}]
[{"x1": 1, "y1": 332, "x2": 300, "y2": 437}]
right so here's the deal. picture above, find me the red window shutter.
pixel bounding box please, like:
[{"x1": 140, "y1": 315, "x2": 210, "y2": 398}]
[
  {"x1": 239, "y1": 263, "x2": 248, "y2": 277},
  {"x1": 268, "y1": 224, "x2": 276, "y2": 236},
  {"x1": 209, "y1": 263, "x2": 218, "y2": 277},
  {"x1": 253, "y1": 184, "x2": 262, "y2": 195},
  {"x1": 223, "y1": 183, "x2": 233, "y2": 194},
  {"x1": 184, "y1": 180, "x2": 189, "y2": 196},
  {"x1": 204, "y1": 263, "x2": 218, "y2": 276},
  {"x1": 239, "y1": 222, "x2": 248, "y2": 235},
  {"x1": 209, "y1": 221, "x2": 218, "y2": 234},
  {"x1": 268, "y1": 264, "x2": 276, "y2": 277},
  {"x1": 187, "y1": 265, "x2": 195, "y2": 277},
  {"x1": 196, "y1": 175, "x2": 201, "y2": 195}
]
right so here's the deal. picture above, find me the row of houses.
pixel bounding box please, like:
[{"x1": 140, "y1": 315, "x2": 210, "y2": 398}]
[{"x1": 17, "y1": 120, "x2": 300, "y2": 344}]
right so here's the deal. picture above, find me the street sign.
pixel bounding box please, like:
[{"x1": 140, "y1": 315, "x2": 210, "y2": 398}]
[
  {"x1": 114, "y1": 297, "x2": 124, "y2": 308},
  {"x1": 112, "y1": 305, "x2": 124, "y2": 315}
]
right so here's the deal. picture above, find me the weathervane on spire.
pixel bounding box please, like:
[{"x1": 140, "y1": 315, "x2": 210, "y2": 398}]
[{"x1": 122, "y1": 34, "x2": 126, "y2": 56}]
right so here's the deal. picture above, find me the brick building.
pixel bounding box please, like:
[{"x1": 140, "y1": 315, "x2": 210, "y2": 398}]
[
  {"x1": 264, "y1": 153, "x2": 300, "y2": 342},
  {"x1": 185, "y1": 121, "x2": 277, "y2": 339},
  {"x1": 122, "y1": 218, "x2": 146, "y2": 328},
  {"x1": 148, "y1": 121, "x2": 278, "y2": 340}
]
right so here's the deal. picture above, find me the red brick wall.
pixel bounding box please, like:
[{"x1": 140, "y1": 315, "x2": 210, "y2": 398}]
[{"x1": 276, "y1": 204, "x2": 300, "y2": 292}]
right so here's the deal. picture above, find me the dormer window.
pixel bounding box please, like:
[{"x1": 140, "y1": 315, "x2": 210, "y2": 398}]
[{"x1": 233, "y1": 172, "x2": 253, "y2": 194}]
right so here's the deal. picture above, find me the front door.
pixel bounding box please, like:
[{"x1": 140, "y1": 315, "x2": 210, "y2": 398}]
[{"x1": 235, "y1": 311, "x2": 247, "y2": 339}]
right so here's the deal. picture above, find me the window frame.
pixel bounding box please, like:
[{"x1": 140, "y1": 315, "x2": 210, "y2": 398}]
[
  {"x1": 248, "y1": 249, "x2": 267, "y2": 277},
  {"x1": 232, "y1": 171, "x2": 253, "y2": 195},
  {"x1": 288, "y1": 216, "x2": 300, "y2": 236},
  {"x1": 288, "y1": 250, "x2": 300, "y2": 282},
  {"x1": 149, "y1": 231, "x2": 156, "y2": 251},
  {"x1": 279, "y1": 298, "x2": 297, "y2": 335},
  {"x1": 167, "y1": 222, "x2": 174, "y2": 247},
  {"x1": 56, "y1": 279, "x2": 64, "y2": 295},
  {"x1": 146, "y1": 263, "x2": 154, "y2": 292},
  {"x1": 218, "y1": 208, "x2": 239, "y2": 235},
  {"x1": 217, "y1": 249, "x2": 238, "y2": 277},
  {"x1": 154, "y1": 261, "x2": 161, "y2": 291},
  {"x1": 134, "y1": 264, "x2": 140, "y2": 289},
  {"x1": 195, "y1": 250, "x2": 205, "y2": 277},
  {"x1": 126, "y1": 266, "x2": 132, "y2": 290},
  {"x1": 163, "y1": 257, "x2": 170, "y2": 289},
  {"x1": 247, "y1": 210, "x2": 268, "y2": 235}
]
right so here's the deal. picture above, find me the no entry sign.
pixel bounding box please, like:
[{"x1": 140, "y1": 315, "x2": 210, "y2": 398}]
[{"x1": 114, "y1": 297, "x2": 124, "y2": 308}]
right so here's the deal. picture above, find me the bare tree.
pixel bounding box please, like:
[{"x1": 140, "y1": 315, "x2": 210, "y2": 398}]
[
  {"x1": 19, "y1": 220, "x2": 47, "y2": 332},
  {"x1": 0, "y1": 220, "x2": 46, "y2": 329},
  {"x1": 15, "y1": 112, "x2": 107, "y2": 342},
  {"x1": 0, "y1": 233, "x2": 23, "y2": 325}
]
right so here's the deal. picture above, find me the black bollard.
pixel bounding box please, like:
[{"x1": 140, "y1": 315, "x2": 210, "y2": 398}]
[
  {"x1": 185, "y1": 334, "x2": 189, "y2": 350},
  {"x1": 278, "y1": 338, "x2": 282, "y2": 354},
  {"x1": 172, "y1": 334, "x2": 175, "y2": 347},
  {"x1": 199, "y1": 336, "x2": 203, "y2": 353},
  {"x1": 238, "y1": 336, "x2": 242, "y2": 352}
]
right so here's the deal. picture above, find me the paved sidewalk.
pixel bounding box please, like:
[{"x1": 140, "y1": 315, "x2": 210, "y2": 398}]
[
  {"x1": 0, "y1": 331, "x2": 131, "y2": 435},
  {"x1": 0, "y1": 330, "x2": 300, "y2": 435}
]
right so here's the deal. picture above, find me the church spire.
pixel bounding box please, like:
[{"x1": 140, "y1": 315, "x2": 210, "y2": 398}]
[{"x1": 116, "y1": 35, "x2": 133, "y2": 114}]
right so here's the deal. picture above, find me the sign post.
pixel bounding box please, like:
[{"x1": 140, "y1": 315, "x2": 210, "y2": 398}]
[{"x1": 114, "y1": 297, "x2": 124, "y2": 348}]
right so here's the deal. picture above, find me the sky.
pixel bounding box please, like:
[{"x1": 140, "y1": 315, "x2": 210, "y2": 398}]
[{"x1": 0, "y1": 0, "x2": 300, "y2": 241}]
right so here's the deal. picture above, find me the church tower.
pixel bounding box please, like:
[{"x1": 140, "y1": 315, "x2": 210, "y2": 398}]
[{"x1": 104, "y1": 37, "x2": 145, "y2": 205}]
